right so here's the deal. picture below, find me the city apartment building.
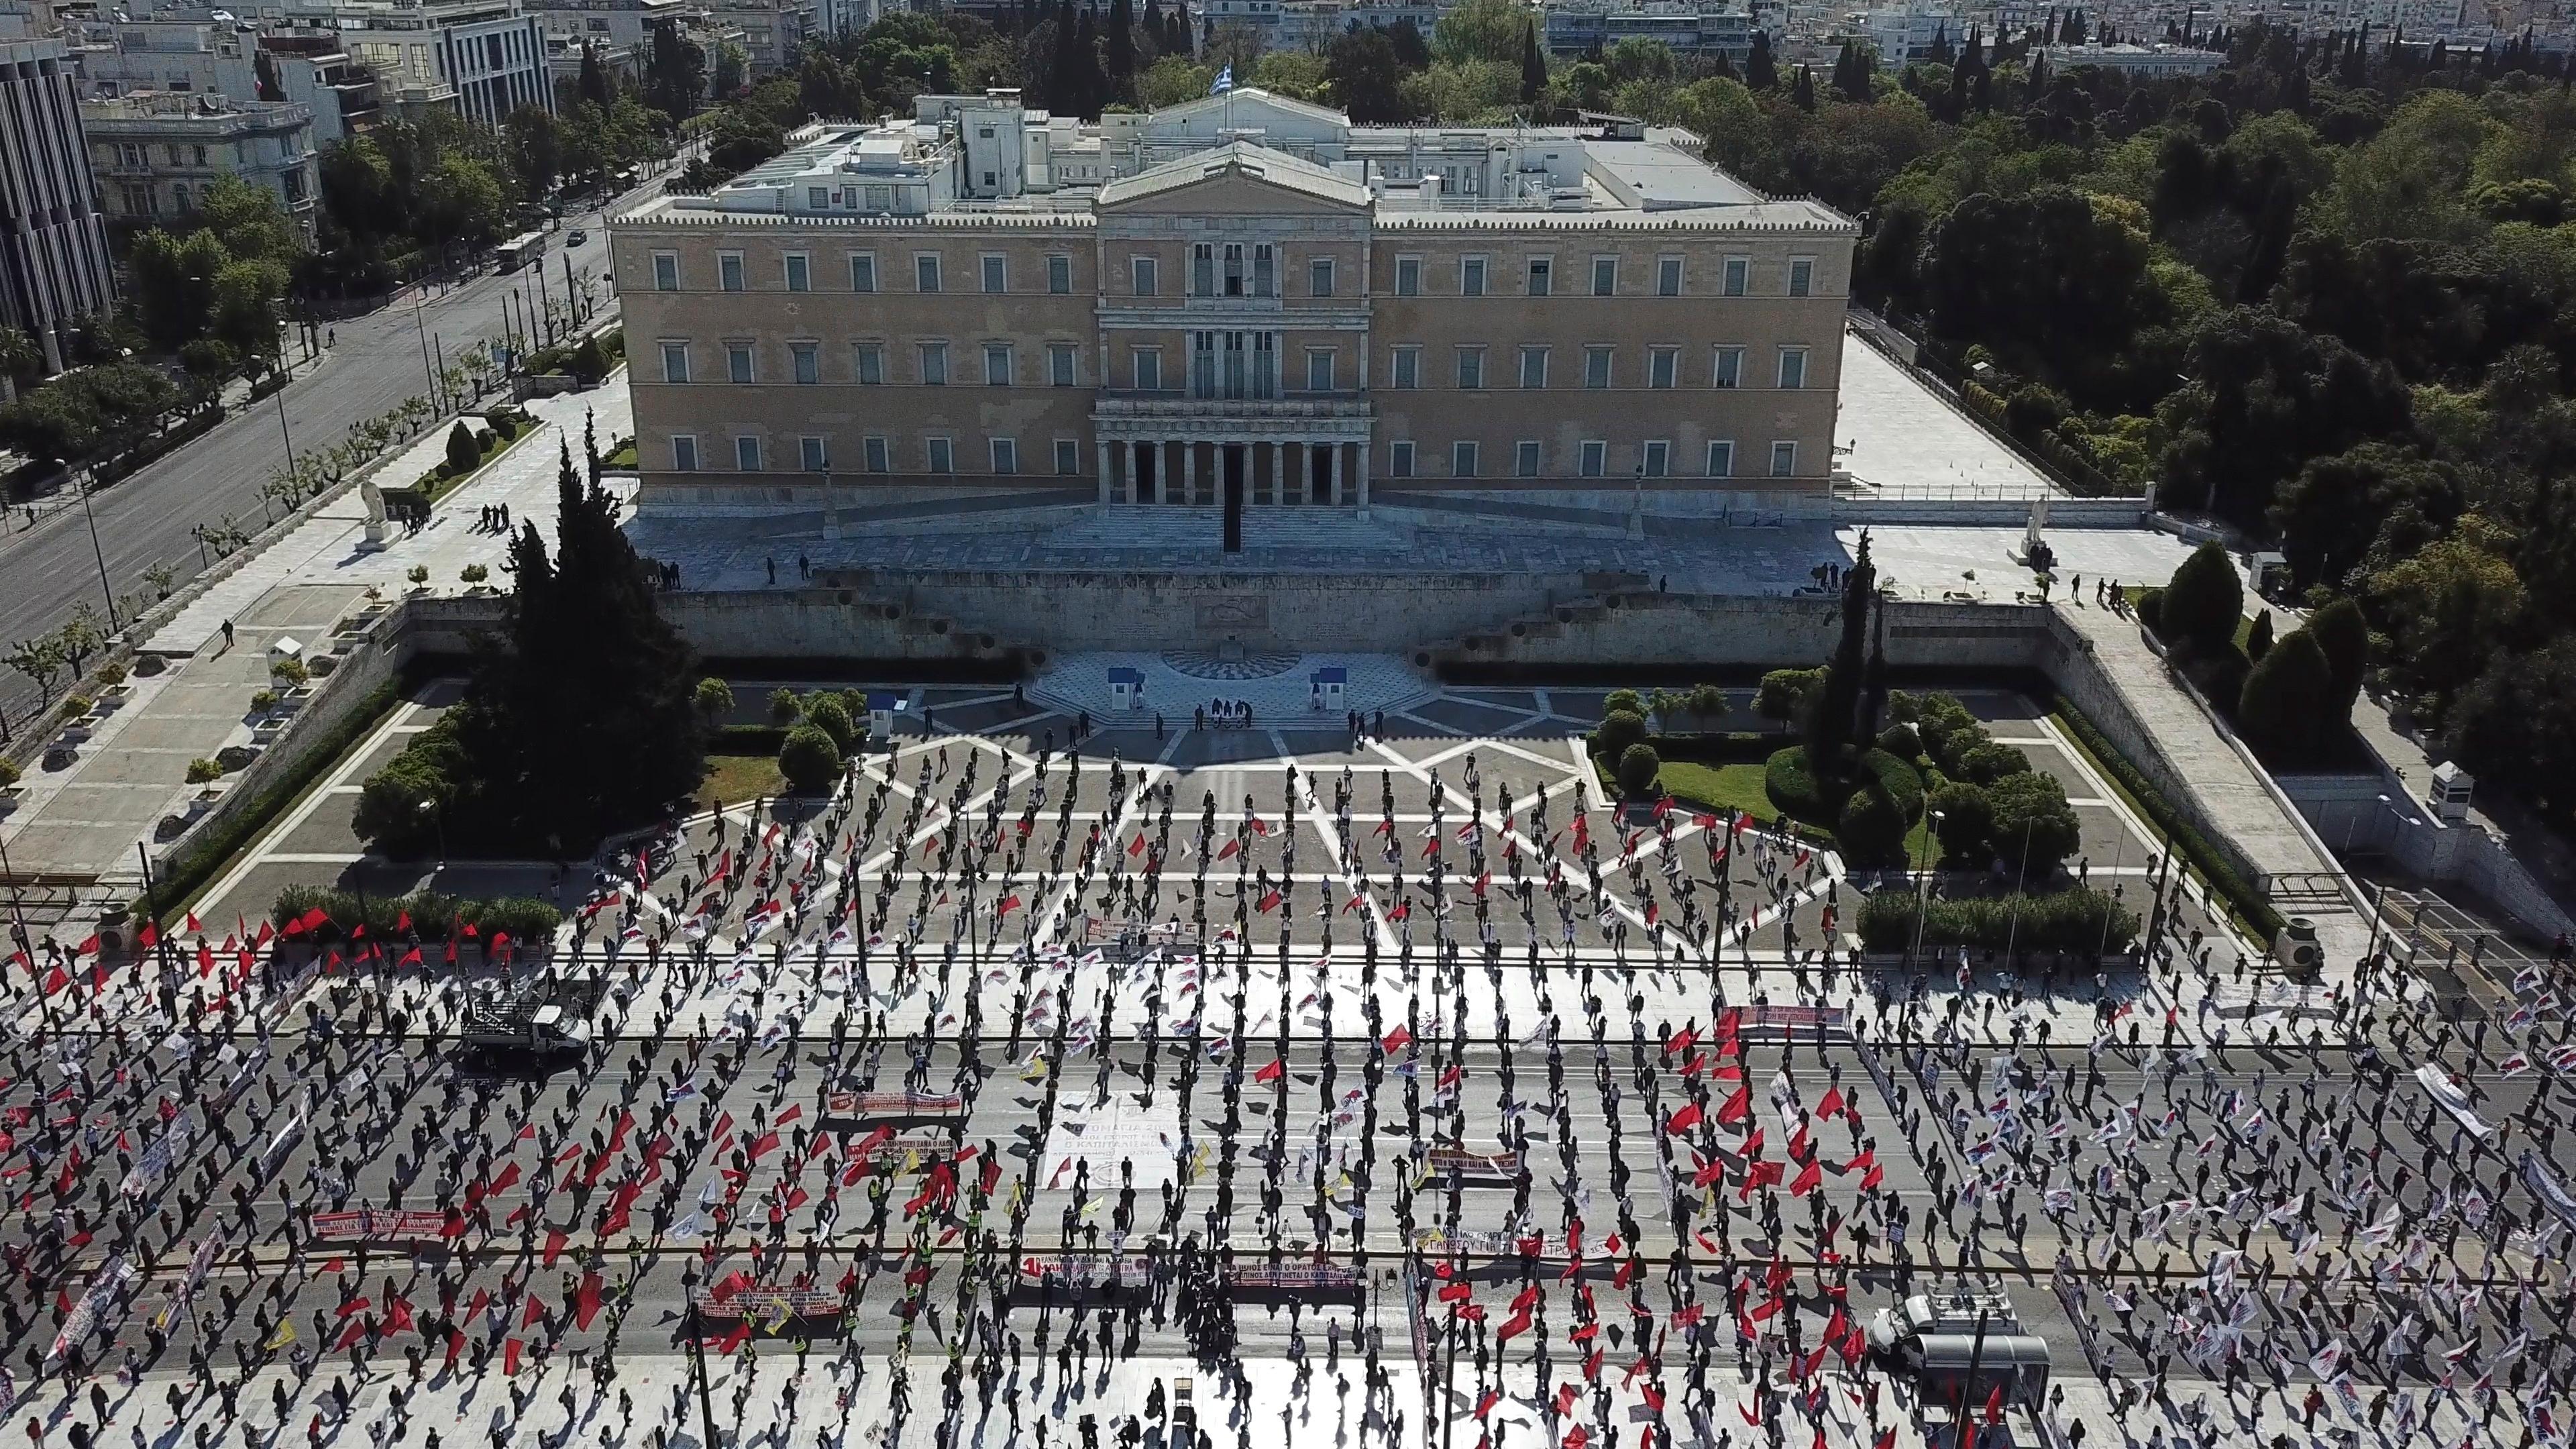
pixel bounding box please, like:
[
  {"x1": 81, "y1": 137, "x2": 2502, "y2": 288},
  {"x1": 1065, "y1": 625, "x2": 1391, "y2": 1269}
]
[
  {"x1": 610, "y1": 89, "x2": 1854, "y2": 527},
  {"x1": 84, "y1": 93, "x2": 318, "y2": 233},
  {"x1": 0, "y1": 38, "x2": 114, "y2": 372}
]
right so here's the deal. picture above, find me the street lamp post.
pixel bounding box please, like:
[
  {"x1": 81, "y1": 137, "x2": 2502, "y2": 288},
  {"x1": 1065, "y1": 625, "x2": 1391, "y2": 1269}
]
[
  {"x1": 1907, "y1": 805, "x2": 1945, "y2": 968},
  {"x1": 417, "y1": 799, "x2": 446, "y2": 873},
  {"x1": 76, "y1": 474, "x2": 120, "y2": 631}
]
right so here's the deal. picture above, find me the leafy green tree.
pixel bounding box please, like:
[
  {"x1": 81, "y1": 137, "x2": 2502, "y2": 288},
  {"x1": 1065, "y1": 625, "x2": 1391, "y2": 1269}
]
[
  {"x1": 376, "y1": 443, "x2": 705, "y2": 855},
  {"x1": 694, "y1": 677, "x2": 735, "y2": 723},
  {"x1": 2269, "y1": 441, "x2": 2462, "y2": 590},
  {"x1": 1432, "y1": 0, "x2": 1527, "y2": 66},
  {"x1": 643, "y1": 21, "x2": 710, "y2": 123},
  {"x1": 1984, "y1": 770, "x2": 2081, "y2": 877},
  {"x1": 2237, "y1": 625, "x2": 2332, "y2": 763},
  {"x1": 1754, "y1": 667, "x2": 1823, "y2": 728},
  {"x1": 197, "y1": 176, "x2": 303, "y2": 265},
  {"x1": 2363, "y1": 513, "x2": 2524, "y2": 719},
  {"x1": 779, "y1": 724, "x2": 841, "y2": 793},
  {"x1": 2306, "y1": 596, "x2": 2370, "y2": 713},
  {"x1": 0, "y1": 385, "x2": 99, "y2": 463},
  {"x1": 2159, "y1": 541, "x2": 2245, "y2": 655},
  {"x1": 1326, "y1": 27, "x2": 1413, "y2": 123},
  {"x1": 124, "y1": 228, "x2": 228, "y2": 352},
  {"x1": 2449, "y1": 637, "x2": 2576, "y2": 828},
  {"x1": 712, "y1": 41, "x2": 749, "y2": 100},
  {"x1": 804, "y1": 694, "x2": 858, "y2": 753},
  {"x1": 2159, "y1": 309, "x2": 2414, "y2": 529},
  {"x1": 1835, "y1": 784, "x2": 1909, "y2": 867},
  {"x1": 1927, "y1": 779, "x2": 1993, "y2": 862},
  {"x1": 1615, "y1": 744, "x2": 1660, "y2": 798},
  {"x1": 504, "y1": 106, "x2": 563, "y2": 195},
  {"x1": 1593, "y1": 709, "x2": 1648, "y2": 760},
  {"x1": 1919, "y1": 186, "x2": 2161, "y2": 409}
]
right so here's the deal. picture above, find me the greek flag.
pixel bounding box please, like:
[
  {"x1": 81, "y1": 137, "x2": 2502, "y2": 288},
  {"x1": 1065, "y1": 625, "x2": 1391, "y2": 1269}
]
[{"x1": 1211, "y1": 64, "x2": 1233, "y2": 94}]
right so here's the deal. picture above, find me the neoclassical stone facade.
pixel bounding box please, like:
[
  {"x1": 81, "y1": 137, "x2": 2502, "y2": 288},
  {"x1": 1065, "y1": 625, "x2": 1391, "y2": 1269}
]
[{"x1": 610, "y1": 89, "x2": 1857, "y2": 539}]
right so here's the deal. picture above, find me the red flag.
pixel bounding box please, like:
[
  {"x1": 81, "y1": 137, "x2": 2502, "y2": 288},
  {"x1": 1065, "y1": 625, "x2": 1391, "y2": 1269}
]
[
  {"x1": 1254, "y1": 1059, "x2": 1284, "y2": 1084},
  {"x1": 523, "y1": 1295, "x2": 547, "y2": 1328},
  {"x1": 576, "y1": 1273, "x2": 603, "y2": 1330},
  {"x1": 136, "y1": 920, "x2": 158, "y2": 951},
  {"x1": 1381, "y1": 1026, "x2": 1411, "y2": 1054},
  {"x1": 543, "y1": 1229, "x2": 569, "y2": 1266},
  {"x1": 715, "y1": 1322, "x2": 751, "y2": 1354},
  {"x1": 1817, "y1": 1085, "x2": 1845, "y2": 1119},
  {"x1": 503, "y1": 1338, "x2": 524, "y2": 1375},
  {"x1": 1664, "y1": 1100, "x2": 1702, "y2": 1135},
  {"x1": 1984, "y1": 1383, "x2": 2004, "y2": 1425},
  {"x1": 1255, "y1": 890, "x2": 1281, "y2": 914},
  {"x1": 1474, "y1": 1391, "x2": 1502, "y2": 1419},
  {"x1": 1716, "y1": 1086, "x2": 1751, "y2": 1125}
]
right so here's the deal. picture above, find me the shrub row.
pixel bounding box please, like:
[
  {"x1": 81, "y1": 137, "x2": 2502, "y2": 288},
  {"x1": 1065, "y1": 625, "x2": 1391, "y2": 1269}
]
[
  {"x1": 1856, "y1": 886, "x2": 2140, "y2": 955},
  {"x1": 273, "y1": 884, "x2": 561, "y2": 947},
  {"x1": 2049, "y1": 696, "x2": 2282, "y2": 938}
]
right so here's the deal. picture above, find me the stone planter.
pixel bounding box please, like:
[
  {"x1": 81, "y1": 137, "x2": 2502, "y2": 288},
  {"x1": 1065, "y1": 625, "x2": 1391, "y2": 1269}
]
[
  {"x1": 0, "y1": 785, "x2": 21, "y2": 817},
  {"x1": 93, "y1": 685, "x2": 133, "y2": 714},
  {"x1": 56, "y1": 722, "x2": 93, "y2": 745}
]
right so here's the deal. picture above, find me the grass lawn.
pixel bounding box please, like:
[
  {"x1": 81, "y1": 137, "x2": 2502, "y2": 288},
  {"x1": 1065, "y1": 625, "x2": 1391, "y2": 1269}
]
[
  {"x1": 696, "y1": 753, "x2": 784, "y2": 812},
  {"x1": 1613, "y1": 757, "x2": 1945, "y2": 864},
  {"x1": 604, "y1": 438, "x2": 637, "y2": 468}
]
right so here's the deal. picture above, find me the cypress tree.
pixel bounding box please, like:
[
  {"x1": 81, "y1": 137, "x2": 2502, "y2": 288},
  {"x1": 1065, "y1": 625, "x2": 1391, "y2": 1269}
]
[
  {"x1": 1107, "y1": 0, "x2": 1136, "y2": 101},
  {"x1": 1520, "y1": 19, "x2": 1548, "y2": 105},
  {"x1": 1746, "y1": 29, "x2": 1777, "y2": 89},
  {"x1": 1791, "y1": 64, "x2": 1816, "y2": 111}
]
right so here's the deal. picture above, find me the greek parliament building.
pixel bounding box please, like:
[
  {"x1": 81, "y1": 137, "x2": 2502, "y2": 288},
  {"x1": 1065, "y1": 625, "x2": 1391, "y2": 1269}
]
[{"x1": 608, "y1": 88, "x2": 1855, "y2": 543}]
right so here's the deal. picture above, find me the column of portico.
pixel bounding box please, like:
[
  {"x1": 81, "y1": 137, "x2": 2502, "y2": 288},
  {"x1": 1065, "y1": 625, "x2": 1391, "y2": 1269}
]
[
  {"x1": 1354, "y1": 444, "x2": 1369, "y2": 519},
  {"x1": 1097, "y1": 441, "x2": 1114, "y2": 506},
  {"x1": 1182, "y1": 440, "x2": 1197, "y2": 505},
  {"x1": 1123, "y1": 440, "x2": 1139, "y2": 504},
  {"x1": 1326, "y1": 442, "x2": 1343, "y2": 506}
]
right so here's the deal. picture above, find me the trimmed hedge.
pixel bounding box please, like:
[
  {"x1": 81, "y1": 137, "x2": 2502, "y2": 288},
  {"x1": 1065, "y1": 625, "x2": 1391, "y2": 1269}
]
[
  {"x1": 2049, "y1": 695, "x2": 2282, "y2": 938},
  {"x1": 273, "y1": 884, "x2": 561, "y2": 947},
  {"x1": 1765, "y1": 745, "x2": 1922, "y2": 829},
  {"x1": 712, "y1": 723, "x2": 788, "y2": 755},
  {"x1": 1858, "y1": 886, "x2": 2140, "y2": 955}
]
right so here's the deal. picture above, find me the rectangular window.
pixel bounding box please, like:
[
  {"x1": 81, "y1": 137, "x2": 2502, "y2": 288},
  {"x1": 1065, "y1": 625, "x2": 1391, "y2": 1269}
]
[
  {"x1": 919, "y1": 343, "x2": 947, "y2": 386},
  {"x1": 1648, "y1": 347, "x2": 1678, "y2": 389},
  {"x1": 915, "y1": 254, "x2": 941, "y2": 293},
  {"x1": 1049, "y1": 343, "x2": 1077, "y2": 387},
  {"x1": 1133, "y1": 347, "x2": 1162, "y2": 391},
  {"x1": 850, "y1": 253, "x2": 877, "y2": 292},
  {"x1": 1526, "y1": 258, "x2": 1551, "y2": 297},
  {"x1": 784, "y1": 254, "x2": 810, "y2": 292},
  {"x1": 854, "y1": 344, "x2": 883, "y2": 385},
  {"x1": 1707, "y1": 439, "x2": 1735, "y2": 477},
  {"x1": 1190, "y1": 332, "x2": 1216, "y2": 398},
  {"x1": 1389, "y1": 440, "x2": 1414, "y2": 478},
  {"x1": 799, "y1": 435, "x2": 828, "y2": 471},
  {"x1": 1788, "y1": 257, "x2": 1814, "y2": 297},
  {"x1": 863, "y1": 436, "x2": 890, "y2": 473},
  {"x1": 1723, "y1": 256, "x2": 1748, "y2": 296},
  {"x1": 1584, "y1": 346, "x2": 1613, "y2": 390},
  {"x1": 727, "y1": 343, "x2": 753, "y2": 384},
  {"x1": 991, "y1": 437, "x2": 1018, "y2": 474},
  {"x1": 1514, "y1": 440, "x2": 1541, "y2": 477},
  {"x1": 1518, "y1": 347, "x2": 1548, "y2": 389},
  {"x1": 1579, "y1": 440, "x2": 1606, "y2": 478},
  {"x1": 1305, "y1": 348, "x2": 1335, "y2": 392},
  {"x1": 1047, "y1": 254, "x2": 1072, "y2": 294},
  {"x1": 980, "y1": 254, "x2": 1006, "y2": 294},
  {"x1": 926, "y1": 437, "x2": 954, "y2": 473},
  {"x1": 1132, "y1": 256, "x2": 1158, "y2": 297},
  {"x1": 734, "y1": 435, "x2": 761, "y2": 471},
  {"x1": 670, "y1": 434, "x2": 698, "y2": 470},
  {"x1": 1461, "y1": 256, "x2": 1487, "y2": 297},
  {"x1": 1591, "y1": 255, "x2": 1616, "y2": 297},
  {"x1": 1452, "y1": 441, "x2": 1479, "y2": 478},
  {"x1": 1193, "y1": 243, "x2": 1216, "y2": 297},
  {"x1": 1657, "y1": 255, "x2": 1682, "y2": 297},
  {"x1": 792, "y1": 342, "x2": 818, "y2": 385},
  {"x1": 1253, "y1": 244, "x2": 1275, "y2": 298},
  {"x1": 1642, "y1": 440, "x2": 1669, "y2": 477},
  {"x1": 1395, "y1": 256, "x2": 1421, "y2": 297},
  {"x1": 1392, "y1": 347, "x2": 1420, "y2": 389},
  {"x1": 659, "y1": 342, "x2": 689, "y2": 384},
  {"x1": 1713, "y1": 347, "x2": 1744, "y2": 388},
  {"x1": 1055, "y1": 439, "x2": 1081, "y2": 476},
  {"x1": 807, "y1": 186, "x2": 827, "y2": 210},
  {"x1": 652, "y1": 252, "x2": 678, "y2": 291},
  {"x1": 985, "y1": 343, "x2": 1012, "y2": 386},
  {"x1": 1310, "y1": 257, "x2": 1334, "y2": 297},
  {"x1": 718, "y1": 252, "x2": 744, "y2": 292},
  {"x1": 1770, "y1": 441, "x2": 1797, "y2": 477},
  {"x1": 1778, "y1": 348, "x2": 1808, "y2": 390},
  {"x1": 1454, "y1": 348, "x2": 1483, "y2": 390}
]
